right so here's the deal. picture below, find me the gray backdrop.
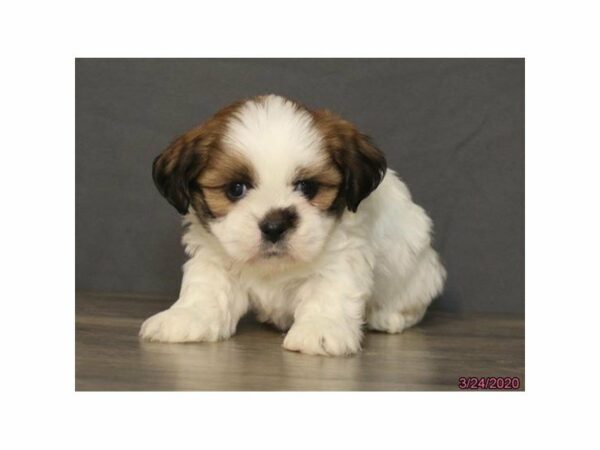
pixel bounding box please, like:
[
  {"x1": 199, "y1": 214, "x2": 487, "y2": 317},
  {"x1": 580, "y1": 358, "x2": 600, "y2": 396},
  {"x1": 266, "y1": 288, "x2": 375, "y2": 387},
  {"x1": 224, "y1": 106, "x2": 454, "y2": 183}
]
[{"x1": 76, "y1": 58, "x2": 524, "y2": 314}]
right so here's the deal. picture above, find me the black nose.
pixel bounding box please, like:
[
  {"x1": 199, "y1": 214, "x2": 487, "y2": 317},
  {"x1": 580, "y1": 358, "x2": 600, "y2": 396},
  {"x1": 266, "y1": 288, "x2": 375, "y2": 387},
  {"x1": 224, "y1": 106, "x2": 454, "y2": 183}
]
[
  {"x1": 260, "y1": 220, "x2": 288, "y2": 243},
  {"x1": 259, "y1": 207, "x2": 298, "y2": 243}
]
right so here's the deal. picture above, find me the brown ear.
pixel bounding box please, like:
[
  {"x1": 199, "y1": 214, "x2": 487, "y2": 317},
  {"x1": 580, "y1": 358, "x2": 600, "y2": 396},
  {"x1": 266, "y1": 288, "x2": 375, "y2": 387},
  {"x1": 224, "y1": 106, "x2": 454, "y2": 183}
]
[
  {"x1": 153, "y1": 100, "x2": 247, "y2": 214},
  {"x1": 312, "y1": 110, "x2": 387, "y2": 212},
  {"x1": 152, "y1": 130, "x2": 207, "y2": 215}
]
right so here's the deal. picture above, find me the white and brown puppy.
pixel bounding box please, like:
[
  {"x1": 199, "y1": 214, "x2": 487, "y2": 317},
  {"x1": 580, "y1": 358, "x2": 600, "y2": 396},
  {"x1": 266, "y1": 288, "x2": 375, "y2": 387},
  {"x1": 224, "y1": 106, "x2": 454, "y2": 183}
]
[{"x1": 139, "y1": 94, "x2": 446, "y2": 356}]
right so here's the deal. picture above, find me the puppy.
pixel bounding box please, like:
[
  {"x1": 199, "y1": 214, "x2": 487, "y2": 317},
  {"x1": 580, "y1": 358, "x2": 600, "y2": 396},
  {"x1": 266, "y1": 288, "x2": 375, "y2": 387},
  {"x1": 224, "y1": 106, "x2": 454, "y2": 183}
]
[{"x1": 139, "y1": 95, "x2": 446, "y2": 356}]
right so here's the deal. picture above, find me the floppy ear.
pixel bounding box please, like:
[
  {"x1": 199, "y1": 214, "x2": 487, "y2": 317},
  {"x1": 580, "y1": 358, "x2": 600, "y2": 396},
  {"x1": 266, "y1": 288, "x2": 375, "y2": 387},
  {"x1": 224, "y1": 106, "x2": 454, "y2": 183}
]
[
  {"x1": 313, "y1": 110, "x2": 387, "y2": 212},
  {"x1": 152, "y1": 132, "x2": 206, "y2": 215},
  {"x1": 335, "y1": 132, "x2": 387, "y2": 212}
]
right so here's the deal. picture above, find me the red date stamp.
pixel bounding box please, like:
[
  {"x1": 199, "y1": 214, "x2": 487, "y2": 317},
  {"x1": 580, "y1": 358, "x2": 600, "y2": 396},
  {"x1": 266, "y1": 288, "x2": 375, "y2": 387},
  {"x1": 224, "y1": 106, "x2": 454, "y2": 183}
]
[{"x1": 457, "y1": 376, "x2": 521, "y2": 390}]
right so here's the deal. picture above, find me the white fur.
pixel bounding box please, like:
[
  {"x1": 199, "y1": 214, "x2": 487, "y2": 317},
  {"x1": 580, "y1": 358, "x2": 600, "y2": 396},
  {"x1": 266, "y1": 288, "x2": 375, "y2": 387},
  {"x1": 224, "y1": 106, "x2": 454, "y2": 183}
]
[{"x1": 140, "y1": 95, "x2": 446, "y2": 356}]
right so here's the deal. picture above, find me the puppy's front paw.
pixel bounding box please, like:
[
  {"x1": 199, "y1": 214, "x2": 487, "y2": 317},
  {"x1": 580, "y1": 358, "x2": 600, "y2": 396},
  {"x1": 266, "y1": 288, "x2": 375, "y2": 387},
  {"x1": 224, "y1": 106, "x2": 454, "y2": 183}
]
[
  {"x1": 283, "y1": 320, "x2": 361, "y2": 356},
  {"x1": 139, "y1": 307, "x2": 225, "y2": 343}
]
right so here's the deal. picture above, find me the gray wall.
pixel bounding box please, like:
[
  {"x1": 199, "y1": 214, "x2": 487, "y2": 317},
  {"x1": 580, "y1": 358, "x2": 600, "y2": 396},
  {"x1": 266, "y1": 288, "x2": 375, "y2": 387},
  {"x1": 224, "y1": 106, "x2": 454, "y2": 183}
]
[{"x1": 76, "y1": 58, "x2": 524, "y2": 314}]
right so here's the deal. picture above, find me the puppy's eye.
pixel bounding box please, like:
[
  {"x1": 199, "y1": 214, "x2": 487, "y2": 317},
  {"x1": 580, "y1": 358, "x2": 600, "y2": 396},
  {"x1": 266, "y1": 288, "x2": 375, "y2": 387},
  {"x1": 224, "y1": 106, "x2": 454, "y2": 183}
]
[
  {"x1": 226, "y1": 182, "x2": 249, "y2": 200},
  {"x1": 294, "y1": 180, "x2": 318, "y2": 199}
]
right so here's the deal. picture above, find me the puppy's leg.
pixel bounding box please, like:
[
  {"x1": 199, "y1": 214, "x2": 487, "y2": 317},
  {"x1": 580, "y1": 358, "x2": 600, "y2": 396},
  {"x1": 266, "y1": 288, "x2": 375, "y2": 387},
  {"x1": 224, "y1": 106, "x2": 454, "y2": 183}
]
[
  {"x1": 366, "y1": 305, "x2": 428, "y2": 334},
  {"x1": 283, "y1": 253, "x2": 373, "y2": 356},
  {"x1": 367, "y1": 247, "x2": 445, "y2": 334},
  {"x1": 283, "y1": 292, "x2": 364, "y2": 356},
  {"x1": 139, "y1": 257, "x2": 247, "y2": 343}
]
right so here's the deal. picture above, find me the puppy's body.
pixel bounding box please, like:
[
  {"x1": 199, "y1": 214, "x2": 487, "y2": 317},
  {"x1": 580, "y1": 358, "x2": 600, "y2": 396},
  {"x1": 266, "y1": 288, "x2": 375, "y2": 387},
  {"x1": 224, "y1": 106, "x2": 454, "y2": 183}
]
[{"x1": 140, "y1": 95, "x2": 446, "y2": 356}]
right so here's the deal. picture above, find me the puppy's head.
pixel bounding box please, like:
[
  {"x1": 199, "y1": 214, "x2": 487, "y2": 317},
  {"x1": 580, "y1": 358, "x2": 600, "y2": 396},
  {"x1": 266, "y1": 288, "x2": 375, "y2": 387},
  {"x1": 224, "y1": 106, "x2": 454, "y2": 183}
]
[{"x1": 153, "y1": 95, "x2": 386, "y2": 265}]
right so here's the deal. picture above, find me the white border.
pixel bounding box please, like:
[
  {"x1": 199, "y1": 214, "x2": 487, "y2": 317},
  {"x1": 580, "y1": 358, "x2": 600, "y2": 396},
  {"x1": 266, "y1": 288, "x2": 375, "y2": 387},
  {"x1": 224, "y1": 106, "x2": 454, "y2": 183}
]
[{"x1": 2, "y1": 1, "x2": 599, "y2": 448}]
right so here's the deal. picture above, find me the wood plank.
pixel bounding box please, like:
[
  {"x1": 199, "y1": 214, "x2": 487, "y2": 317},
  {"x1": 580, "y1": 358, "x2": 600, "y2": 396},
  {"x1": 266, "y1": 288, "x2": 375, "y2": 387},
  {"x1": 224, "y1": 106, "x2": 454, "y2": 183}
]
[{"x1": 75, "y1": 291, "x2": 525, "y2": 391}]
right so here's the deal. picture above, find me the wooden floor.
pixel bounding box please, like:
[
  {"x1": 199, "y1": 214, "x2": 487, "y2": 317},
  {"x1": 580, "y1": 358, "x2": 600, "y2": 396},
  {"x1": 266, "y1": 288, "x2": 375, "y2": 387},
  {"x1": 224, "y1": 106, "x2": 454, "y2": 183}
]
[{"x1": 76, "y1": 291, "x2": 525, "y2": 391}]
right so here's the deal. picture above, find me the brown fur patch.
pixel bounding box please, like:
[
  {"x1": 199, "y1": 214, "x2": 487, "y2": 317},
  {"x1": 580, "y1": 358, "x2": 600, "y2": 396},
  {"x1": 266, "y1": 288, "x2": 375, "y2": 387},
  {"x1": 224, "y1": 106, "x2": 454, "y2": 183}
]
[
  {"x1": 152, "y1": 98, "x2": 251, "y2": 221},
  {"x1": 311, "y1": 185, "x2": 340, "y2": 211},
  {"x1": 294, "y1": 161, "x2": 343, "y2": 211},
  {"x1": 309, "y1": 108, "x2": 387, "y2": 213},
  {"x1": 196, "y1": 150, "x2": 256, "y2": 218},
  {"x1": 198, "y1": 150, "x2": 255, "y2": 188}
]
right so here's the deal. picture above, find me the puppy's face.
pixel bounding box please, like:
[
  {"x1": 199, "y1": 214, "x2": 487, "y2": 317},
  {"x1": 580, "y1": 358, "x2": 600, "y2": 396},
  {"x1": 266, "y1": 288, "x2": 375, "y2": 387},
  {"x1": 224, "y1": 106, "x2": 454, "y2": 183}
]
[{"x1": 153, "y1": 95, "x2": 386, "y2": 266}]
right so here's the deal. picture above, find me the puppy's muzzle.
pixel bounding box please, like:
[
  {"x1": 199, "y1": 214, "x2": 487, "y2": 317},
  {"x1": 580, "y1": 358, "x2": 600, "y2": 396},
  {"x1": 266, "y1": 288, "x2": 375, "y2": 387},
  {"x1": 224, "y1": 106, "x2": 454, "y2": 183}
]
[{"x1": 259, "y1": 207, "x2": 298, "y2": 243}]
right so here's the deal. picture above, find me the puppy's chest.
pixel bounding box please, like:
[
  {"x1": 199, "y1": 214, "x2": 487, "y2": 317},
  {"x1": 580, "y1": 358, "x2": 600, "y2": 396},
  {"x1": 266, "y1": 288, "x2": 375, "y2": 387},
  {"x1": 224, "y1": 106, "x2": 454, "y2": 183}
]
[{"x1": 242, "y1": 277, "x2": 306, "y2": 330}]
